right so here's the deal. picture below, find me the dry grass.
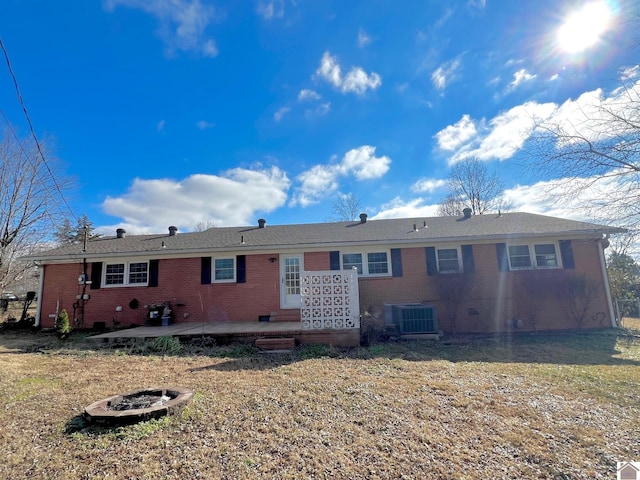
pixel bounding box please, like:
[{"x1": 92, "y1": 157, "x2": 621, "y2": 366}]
[{"x1": 1, "y1": 324, "x2": 639, "y2": 479}]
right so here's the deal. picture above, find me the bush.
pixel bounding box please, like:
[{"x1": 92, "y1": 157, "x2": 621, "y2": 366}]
[
  {"x1": 55, "y1": 309, "x2": 71, "y2": 339},
  {"x1": 147, "y1": 336, "x2": 181, "y2": 355}
]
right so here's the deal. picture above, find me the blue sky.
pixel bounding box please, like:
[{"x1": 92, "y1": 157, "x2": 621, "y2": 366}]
[{"x1": 1, "y1": 0, "x2": 638, "y2": 233}]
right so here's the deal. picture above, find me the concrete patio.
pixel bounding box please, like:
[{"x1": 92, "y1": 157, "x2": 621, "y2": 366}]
[{"x1": 88, "y1": 321, "x2": 361, "y2": 346}]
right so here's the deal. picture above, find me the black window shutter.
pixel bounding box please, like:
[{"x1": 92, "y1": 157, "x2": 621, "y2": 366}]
[
  {"x1": 391, "y1": 248, "x2": 403, "y2": 277},
  {"x1": 461, "y1": 245, "x2": 475, "y2": 273},
  {"x1": 426, "y1": 247, "x2": 437, "y2": 276},
  {"x1": 329, "y1": 251, "x2": 340, "y2": 270},
  {"x1": 237, "y1": 255, "x2": 246, "y2": 283},
  {"x1": 201, "y1": 257, "x2": 211, "y2": 284},
  {"x1": 559, "y1": 240, "x2": 575, "y2": 269},
  {"x1": 496, "y1": 243, "x2": 509, "y2": 272},
  {"x1": 90, "y1": 262, "x2": 102, "y2": 289},
  {"x1": 148, "y1": 260, "x2": 159, "y2": 287}
]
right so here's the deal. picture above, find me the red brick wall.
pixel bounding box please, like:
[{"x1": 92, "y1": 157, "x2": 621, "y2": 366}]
[{"x1": 38, "y1": 240, "x2": 613, "y2": 333}]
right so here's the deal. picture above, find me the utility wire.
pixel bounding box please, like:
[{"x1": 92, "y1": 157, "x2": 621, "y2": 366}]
[{"x1": 0, "y1": 37, "x2": 77, "y2": 221}]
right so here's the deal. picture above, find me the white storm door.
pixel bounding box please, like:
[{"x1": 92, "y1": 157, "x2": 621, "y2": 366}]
[{"x1": 281, "y1": 255, "x2": 303, "y2": 308}]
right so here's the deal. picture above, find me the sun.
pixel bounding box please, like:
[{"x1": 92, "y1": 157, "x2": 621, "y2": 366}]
[{"x1": 556, "y1": 1, "x2": 613, "y2": 53}]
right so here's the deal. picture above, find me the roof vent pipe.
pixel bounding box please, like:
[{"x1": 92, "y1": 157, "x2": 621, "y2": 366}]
[
  {"x1": 359, "y1": 213, "x2": 368, "y2": 224},
  {"x1": 168, "y1": 226, "x2": 178, "y2": 236},
  {"x1": 463, "y1": 208, "x2": 472, "y2": 219},
  {"x1": 258, "y1": 218, "x2": 266, "y2": 228},
  {"x1": 116, "y1": 228, "x2": 126, "y2": 239}
]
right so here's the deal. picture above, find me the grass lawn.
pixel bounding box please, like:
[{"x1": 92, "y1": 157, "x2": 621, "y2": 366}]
[{"x1": 1, "y1": 323, "x2": 639, "y2": 479}]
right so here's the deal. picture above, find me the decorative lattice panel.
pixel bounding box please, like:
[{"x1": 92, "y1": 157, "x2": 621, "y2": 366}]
[{"x1": 301, "y1": 269, "x2": 360, "y2": 330}]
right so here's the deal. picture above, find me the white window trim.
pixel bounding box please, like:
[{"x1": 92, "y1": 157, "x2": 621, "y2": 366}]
[
  {"x1": 103, "y1": 260, "x2": 149, "y2": 287},
  {"x1": 212, "y1": 257, "x2": 236, "y2": 283},
  {"x1": 507, "y1": 242, "x2": 561, "y2": 270},
  {"x1": 435, "y1": 246, "x2": 462, "y2": 274},
  {"x1": 340, "y1": 249, "x2": 392, "y2": 277}
]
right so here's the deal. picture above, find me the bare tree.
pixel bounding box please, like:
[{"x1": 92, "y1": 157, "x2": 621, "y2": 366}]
[
  {"x1": 193, "y1": 220, "x2": 217, "y2": 232},
  {"x1": 557, "y1": 273, "x2": 601, "y2": 330},
  {"x1": 0, "y1": 129, "x2": 69, "y2": 292},
  {"x1": 330, "y1": 193, "x2": 361, "y2": 221},
  {"x1": 435, "y1": 273, "x2": 472, "y2": 335},
  {"x1": 530, "y1": 71, "x2": 640, "y2": 229},
  {"x1": 437, "y1": 158, "x2": 506, "y2": 216}
]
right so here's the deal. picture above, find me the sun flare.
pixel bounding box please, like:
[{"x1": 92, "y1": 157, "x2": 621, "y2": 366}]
[{"x1": 556, "y1": 2, "x2": 613, "y2": 53}]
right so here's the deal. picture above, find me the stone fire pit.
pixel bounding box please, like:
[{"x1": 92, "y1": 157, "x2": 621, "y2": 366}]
[{"x1": 84, "y1": 387, "x2": 193, "y2": 425}]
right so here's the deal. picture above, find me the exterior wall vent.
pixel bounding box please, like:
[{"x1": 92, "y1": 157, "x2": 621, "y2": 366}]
[
  {"x1": 116, "y1": 228, "x2": 126, "y2": 239},
  {"x1": 390, "y1": 304, "x2": 437, "y2": 334}
]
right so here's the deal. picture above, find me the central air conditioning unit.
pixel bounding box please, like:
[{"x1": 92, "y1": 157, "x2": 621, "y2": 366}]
[{"x1": 389, "y1": 304, "x2": 437, "y2": 334}]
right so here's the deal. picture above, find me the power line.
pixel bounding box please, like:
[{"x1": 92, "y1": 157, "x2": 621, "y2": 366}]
[{"x1": 0, "y1": 37, "x2": 77, "y2": 221}]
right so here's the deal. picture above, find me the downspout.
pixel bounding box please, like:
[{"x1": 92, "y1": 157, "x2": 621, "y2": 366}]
[
  {"x1": 34, "y1": 264, "x2": 45, "y2": 327},
  {"x1": 597, "y1": 238, "x2": 616, "y2": 327}
]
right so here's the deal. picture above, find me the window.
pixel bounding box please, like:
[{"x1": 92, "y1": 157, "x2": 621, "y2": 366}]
[
  {"x1": 367, "y1": 252, "x2": 389, "y2": 274},
  {"x1": 508, "y1": 245, "x2": 532, "y2": 269},
  {"x1": 104, "y1": 261, "x2": 148, "y2": 286},
  {"x1": 105, "y1": 263, "x2": 125, "y2": 285},
  {"x1": 342, "y1": 253, "x2": 363, "y2": 274},
  {"x1": 214, "y1": 258, "x2": 235, "y2": 282},
  {"x1": 128, "y1": 262, "x2": 148, "y2": 284},
  {"x1": 534, "y1": 244, "x2": 558, "y2": 267},
  {"x1": 508, "y1": 243, "x2": 559, "y2": 270},
  {"x1": 436, "y1": 248, "x2": 460, "y2": 273},
  {"x1": 342, "y1": 251, "x2": 390, "y2": 276}
]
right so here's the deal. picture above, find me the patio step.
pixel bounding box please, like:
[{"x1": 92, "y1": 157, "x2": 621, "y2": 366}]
[{"x1": 255, "y1": 337, "x2": 296, "y2": 350}]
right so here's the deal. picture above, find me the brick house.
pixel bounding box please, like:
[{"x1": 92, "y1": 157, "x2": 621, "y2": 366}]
[{"x1": 26, "y1": 211, "x2": 621, "y2": 339}]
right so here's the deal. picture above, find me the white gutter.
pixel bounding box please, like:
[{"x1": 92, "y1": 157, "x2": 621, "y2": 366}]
[
  {"x1": 34, "y1": 264, "x2": 45, "y2": 327},
  {"x1": 597, "y1": 239, "x2": 617, "y2": 327}
]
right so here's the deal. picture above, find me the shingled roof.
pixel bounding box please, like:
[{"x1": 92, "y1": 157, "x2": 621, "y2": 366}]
[{"x1": 27, "y1": 212, "x2": 623, "y2": 262}]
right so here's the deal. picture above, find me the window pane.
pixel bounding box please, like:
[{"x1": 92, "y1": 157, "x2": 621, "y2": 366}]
[
  {"x1": 105, "y1": 263, "x2": 125, "y2": 285},
  {"x1": 508, "y1": 245, "x2": 531, "y2": 268},
  {"x1": 284, "y1": 257, "x2": 301, "y2": 294},
  {"x1": 367, "y1": 252, "x2": 388, "y2": 274},
  {"x1": 128, "y1": 262, "x2": 148, "y2": 284},
  {"x1": 437, "y1": 249, "x2": 459, "y2": 273},
  {"x1": 214, "y1": 258, "x2": 235, "y2": 281},
  {"x1": 343, "y1": 253, "x2": 363, "y2": 275},
  {"x1": 535, "y1": 244, "x2": 558, "y2": 267}
]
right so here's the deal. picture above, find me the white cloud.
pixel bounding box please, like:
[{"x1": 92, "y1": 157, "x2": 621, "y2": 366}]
[
  {"x1": 305, "y1": 102, "x2": 331, "y2": 118},
  {"x1": 102, "y1": 167, "x2": 290, "y2": 232},
  {"x1": 196, "y1": 120, "x2": 215, "y2": 130},
  {"x1": 256, "y1": 0, "x2": 284, "y2": 20},
  {"x1": 411, "y1": 178, "x2": 446, "y2": 194},
  {"x1": 293, "y1": 165, "x2": 340, "y2": 207},
  {"x1": 435, "y1": 101, "x2": 557, "y2": 164},
  {"x1": 157, "y1": 120, "x2": 166, "y2": 132},
  {"x1": 371, "y1": 197, "x2": 440, "y2": 220},
  {"x1": 509, "y1": 68, "x2": 536, "y2": 89},
  {"x1": 337, "y1": 145, "x2": 391, "y2": 180},
  {"x1": 291, "y1": 146, "x2": 391, "y2": 206},
  {"x1": 435, "y1": 114, "x2": 477, "y2": 151},
  {"x1": 105, "y1": 0, "x2": 219, "y2": 57},
  {"x1": 431, "y1": 58, "x2": 461, "y2": 91},
  {"x1": 298, "y1": 89, "x2": 321, "y2": 101},
  {"x1": 274, "y1": 106, "x2": 290, "y2": 122},
  {"x1": 358, "y1": 28, "x2": 371, "y2": 48},
  {"x1": 503, "y1": 173, "x2": 631, "y2": 225},
  {"x1": 315, "y1": 51, "x2": 381, "y2": 95}
]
